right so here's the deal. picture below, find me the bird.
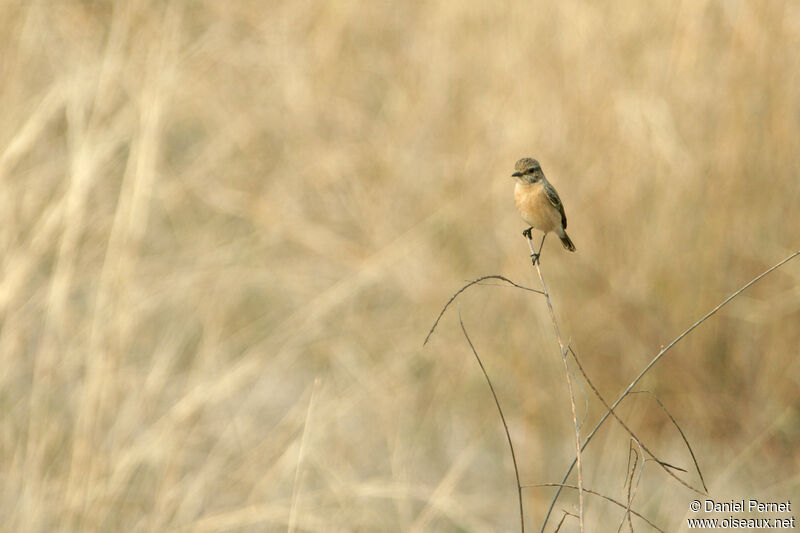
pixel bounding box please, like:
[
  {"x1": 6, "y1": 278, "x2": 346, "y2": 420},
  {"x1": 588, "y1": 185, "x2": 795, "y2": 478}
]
[{"x1": 511, "y1": 157, "x2": 575, "y2": 264}]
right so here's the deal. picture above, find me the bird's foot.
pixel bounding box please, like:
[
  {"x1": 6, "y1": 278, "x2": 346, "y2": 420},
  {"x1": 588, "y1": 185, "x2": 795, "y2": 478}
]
[
  {"x1": 522, "y1": 227, "x2": 533, "y2": 240},
  {"x1": 530, "y1": 252, "x2": 540, "y2": 266}
]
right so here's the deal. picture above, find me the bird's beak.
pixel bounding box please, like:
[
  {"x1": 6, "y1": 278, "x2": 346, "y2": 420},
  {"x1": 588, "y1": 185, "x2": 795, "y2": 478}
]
[{"x1": 511, "y1": 172, "x2": 522, "y2": 178}]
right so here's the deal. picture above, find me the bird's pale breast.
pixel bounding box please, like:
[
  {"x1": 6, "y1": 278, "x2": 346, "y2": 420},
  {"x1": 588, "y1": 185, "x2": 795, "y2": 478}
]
[{"x1": 514, "y1": 182, "x2": 561, "y2": 233}]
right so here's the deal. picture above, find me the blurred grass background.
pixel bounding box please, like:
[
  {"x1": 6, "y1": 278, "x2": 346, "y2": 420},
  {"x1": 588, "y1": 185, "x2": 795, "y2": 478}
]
[{"x1": 1, "y1": 1, "x2": 799, "y2": 531}]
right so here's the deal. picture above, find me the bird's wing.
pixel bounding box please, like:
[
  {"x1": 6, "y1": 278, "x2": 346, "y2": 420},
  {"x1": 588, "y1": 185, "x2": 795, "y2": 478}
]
[{"x1": 543, "y1": 181, "x2": 568, "y2": 229}]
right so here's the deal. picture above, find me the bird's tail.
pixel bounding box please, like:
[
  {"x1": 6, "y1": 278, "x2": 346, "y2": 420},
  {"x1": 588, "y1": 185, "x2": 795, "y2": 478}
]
[{"x1": 559, "y1": 231, "x2": 576, "y2": 252}]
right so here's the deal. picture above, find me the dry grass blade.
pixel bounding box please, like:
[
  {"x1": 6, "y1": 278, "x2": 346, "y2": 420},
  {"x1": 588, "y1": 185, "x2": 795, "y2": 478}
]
[
  {"x1": 526, "y1": 483, "x2": 664, "y2": 532},
  {"x1": 541, "y1": 250, "x2": 800, "y2": 531},
  {"x1": 458, "y1": 309, "x2": 525, "y2": 533},
  {"x1": 287, "y1": 378, "x2": 320, "y2": 533},
  {"x1": 423, "y1": 275, "x2": 543, "y2": 346},
  {"x1": 629, "y1": 390, "x2": 708, "y2": 492}
]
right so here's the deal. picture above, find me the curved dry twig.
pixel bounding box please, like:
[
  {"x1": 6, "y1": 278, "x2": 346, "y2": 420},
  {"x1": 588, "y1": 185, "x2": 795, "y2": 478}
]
[
  {"x1": 540, "y1": 250, "x2": 800, "y2": 532},
  {"x1": 525, "y1": 483, "x2": 665, "y2": 532},
  {"x1": 423, "y1": 275, "x2": 543, "y2": 346},
  {"x1": 458, "y1": 309, "x2": 525, "y2": 533}
]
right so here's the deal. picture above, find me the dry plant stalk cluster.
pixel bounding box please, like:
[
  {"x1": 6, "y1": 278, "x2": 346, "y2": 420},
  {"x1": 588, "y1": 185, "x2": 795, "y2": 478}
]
[{"x1": 426, "y1": 248, "x2": 799, "y2": 531}]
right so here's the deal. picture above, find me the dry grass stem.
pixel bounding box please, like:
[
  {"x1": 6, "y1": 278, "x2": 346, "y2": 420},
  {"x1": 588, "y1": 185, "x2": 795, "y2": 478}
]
[
  {"x1": 527, "y1": 237, "x2": 585, "y2": 533},
  {"x1": 458, "y1": 309, "x2": 525, "y2": 533},
  {"x1": 526, "y1": 483, "x2": 664, "y2": 533}
]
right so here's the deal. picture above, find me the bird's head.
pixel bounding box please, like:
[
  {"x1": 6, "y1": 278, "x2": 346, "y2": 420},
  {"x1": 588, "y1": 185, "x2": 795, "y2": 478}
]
[{"x1": 511, "y1": 158, "x2": 542, "y2": 183}]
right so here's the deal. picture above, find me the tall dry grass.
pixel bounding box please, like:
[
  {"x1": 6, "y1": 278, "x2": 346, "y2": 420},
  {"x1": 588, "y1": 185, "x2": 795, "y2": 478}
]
[{"x1": 1, "y1": 1, "x2": 798, "y2": 531}]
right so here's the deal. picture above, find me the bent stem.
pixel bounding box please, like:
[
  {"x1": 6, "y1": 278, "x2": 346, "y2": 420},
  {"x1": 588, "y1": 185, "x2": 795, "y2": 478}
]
[
  {"x1": 424, "y1": 275, "x2": 543, "y2": 346},
  {"x1": 525, "y1": 236, "x2": 584, "y2": 533},
  {"x1": 458, "y1": 310, "x2": 525, "y2": 533}
]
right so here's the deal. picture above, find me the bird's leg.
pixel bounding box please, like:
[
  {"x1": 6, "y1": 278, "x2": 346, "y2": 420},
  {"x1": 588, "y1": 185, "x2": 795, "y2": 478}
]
[
  {"x1": 522, "y1": 227, "x2": 533, "y2": 240},
  {"x1": 531, "y1": 234, "x2": 547, "y2": 265}
]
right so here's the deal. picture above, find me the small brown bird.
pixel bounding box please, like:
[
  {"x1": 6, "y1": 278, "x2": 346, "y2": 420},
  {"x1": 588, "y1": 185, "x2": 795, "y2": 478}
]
[{"x1": 512, "y1": 157, "x2": 575, "y2": 264}]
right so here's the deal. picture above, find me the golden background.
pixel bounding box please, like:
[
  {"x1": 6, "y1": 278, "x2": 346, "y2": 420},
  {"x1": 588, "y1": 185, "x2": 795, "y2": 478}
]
[{"x1": 1, "y1": 1, "x2": 798, "y2": 531}]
